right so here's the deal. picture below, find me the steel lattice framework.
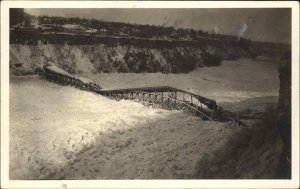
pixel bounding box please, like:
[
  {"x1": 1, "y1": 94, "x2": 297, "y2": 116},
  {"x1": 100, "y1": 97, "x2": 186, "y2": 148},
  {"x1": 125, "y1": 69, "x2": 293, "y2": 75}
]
[{"x1": 43, "y1": 65, "x2": 218, "y2": 120}]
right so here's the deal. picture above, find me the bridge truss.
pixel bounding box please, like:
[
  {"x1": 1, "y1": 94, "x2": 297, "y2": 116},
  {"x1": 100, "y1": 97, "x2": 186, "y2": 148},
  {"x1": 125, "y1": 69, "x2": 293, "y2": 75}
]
[{"x1": 43, "y1": 65, "x2": 218, "y2": 121}]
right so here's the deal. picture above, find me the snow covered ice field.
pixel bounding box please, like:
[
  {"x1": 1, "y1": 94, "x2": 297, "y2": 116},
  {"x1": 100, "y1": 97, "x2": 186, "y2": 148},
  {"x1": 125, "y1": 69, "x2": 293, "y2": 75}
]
[
  {"x1": 10, "y1": 76, "x2": 236, "y2": 179},
  {"x1": 9, "y1": 58, "x2": 281, "y2": 179}
]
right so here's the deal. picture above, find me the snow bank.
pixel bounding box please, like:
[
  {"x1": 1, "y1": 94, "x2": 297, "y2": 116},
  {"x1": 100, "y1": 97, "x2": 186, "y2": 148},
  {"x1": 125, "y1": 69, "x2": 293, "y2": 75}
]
[{"x1": 10, "y1": 77, "x2": 236, "y2": 179}]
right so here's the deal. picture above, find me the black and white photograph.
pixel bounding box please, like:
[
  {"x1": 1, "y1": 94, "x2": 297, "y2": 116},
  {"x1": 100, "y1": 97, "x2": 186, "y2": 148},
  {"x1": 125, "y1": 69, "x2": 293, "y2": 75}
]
[{"x1": 1, "y1": 1, "x2": 299, "y2": 189}]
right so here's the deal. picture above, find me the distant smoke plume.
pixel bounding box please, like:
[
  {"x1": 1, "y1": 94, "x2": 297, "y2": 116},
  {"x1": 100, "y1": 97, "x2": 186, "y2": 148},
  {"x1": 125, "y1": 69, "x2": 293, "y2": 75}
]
[
  {"x1": 173, "y1": 19, "x2": 183, "y2": 28},
  {"x1": 213, "y1": 26, "x2": 220, "y2": 34},
  {"x1": 236, "y1": 20, "x2": 248, "y2": 39}
]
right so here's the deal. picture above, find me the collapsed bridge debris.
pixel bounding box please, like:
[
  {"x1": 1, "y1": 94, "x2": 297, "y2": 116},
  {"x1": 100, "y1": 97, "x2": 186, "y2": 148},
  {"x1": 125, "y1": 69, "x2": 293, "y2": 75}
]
[
  {"x1": 42, "y1": 64, "x2": 102, "y2": 91},
  {"x1": 96, "y1": 86, "x2": 217, "y2": 120},
  {"x1": 41, "y1": 64, "x2": 247, "y2": 125}
]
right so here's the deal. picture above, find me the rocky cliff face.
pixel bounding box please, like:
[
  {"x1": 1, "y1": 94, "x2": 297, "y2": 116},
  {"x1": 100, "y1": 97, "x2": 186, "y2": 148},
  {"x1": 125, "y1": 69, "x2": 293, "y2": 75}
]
[
  {"x1": 278, "y1": 52, "x2": 291, "y2": 146},
  {"x1": 275, "y1": 51, "x2": 291, "y2": 178},
  {"x1": 10, "y1": 44, "x2": 224, "y2": 75}
]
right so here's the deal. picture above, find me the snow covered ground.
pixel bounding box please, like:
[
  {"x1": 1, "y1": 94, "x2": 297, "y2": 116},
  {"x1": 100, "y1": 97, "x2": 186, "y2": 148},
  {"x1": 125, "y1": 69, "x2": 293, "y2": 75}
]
[
  {"x1": 9, "y1": 58, "x2": 280, "y2": 179},
  {"x1": 10, "y1": 76, "x2": 236, "y2": 179}
]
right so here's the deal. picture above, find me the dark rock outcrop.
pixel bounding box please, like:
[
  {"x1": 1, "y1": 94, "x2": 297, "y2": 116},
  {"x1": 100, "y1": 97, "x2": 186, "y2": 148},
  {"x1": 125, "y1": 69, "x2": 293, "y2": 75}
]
[{"x1": 275, "y1": 51, "x2": 291, "y2": 178}]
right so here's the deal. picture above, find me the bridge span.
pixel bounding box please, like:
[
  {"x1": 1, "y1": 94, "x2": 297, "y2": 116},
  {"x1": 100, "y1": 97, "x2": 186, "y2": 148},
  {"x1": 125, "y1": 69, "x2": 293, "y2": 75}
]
[{"x1": 41, "y1": 64, "x2": 244, "y2": 123}]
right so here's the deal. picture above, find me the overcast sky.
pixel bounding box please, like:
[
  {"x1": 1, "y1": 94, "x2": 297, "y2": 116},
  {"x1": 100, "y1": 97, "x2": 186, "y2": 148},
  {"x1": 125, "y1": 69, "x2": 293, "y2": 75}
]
[{"x1": 25, "y1": 8, "x2": 291, "y2": 44}]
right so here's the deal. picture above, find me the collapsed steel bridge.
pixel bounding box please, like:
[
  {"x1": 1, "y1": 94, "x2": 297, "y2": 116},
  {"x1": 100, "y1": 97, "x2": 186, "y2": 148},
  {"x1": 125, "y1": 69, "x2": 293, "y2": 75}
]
[
  {"x1": 42, "y1": 65, "x2": 218, "y2": 120},
  {"x1": 96, "y1": 86, "x2": 217, "y2": 120}
]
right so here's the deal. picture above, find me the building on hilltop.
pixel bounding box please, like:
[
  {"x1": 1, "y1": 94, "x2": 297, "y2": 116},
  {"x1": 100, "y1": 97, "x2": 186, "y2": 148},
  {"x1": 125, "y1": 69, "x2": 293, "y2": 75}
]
[{"x1": 62, "y1": 24, "x2": 85, "y2": 33}]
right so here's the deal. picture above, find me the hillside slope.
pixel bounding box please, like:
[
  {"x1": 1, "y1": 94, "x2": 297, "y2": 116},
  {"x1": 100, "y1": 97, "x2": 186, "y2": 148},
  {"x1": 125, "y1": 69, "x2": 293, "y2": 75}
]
[
  {"x1": 9, "y1": 44, "x2": 207, "y2": 74},
  {"x1": 10, "y1": 42, "x2": 258, "y2": 75}
]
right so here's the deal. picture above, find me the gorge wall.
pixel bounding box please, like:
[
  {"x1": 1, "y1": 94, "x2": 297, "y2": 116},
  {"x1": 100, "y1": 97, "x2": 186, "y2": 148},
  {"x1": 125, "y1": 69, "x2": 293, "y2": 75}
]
[{"x1": 10, "y1": 39, "x2": 257, "y2": 76}]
